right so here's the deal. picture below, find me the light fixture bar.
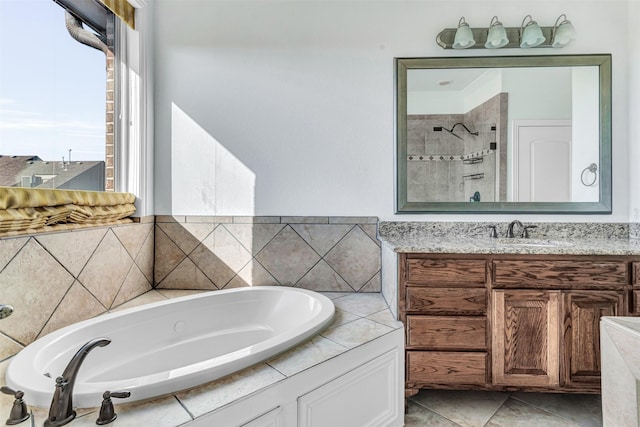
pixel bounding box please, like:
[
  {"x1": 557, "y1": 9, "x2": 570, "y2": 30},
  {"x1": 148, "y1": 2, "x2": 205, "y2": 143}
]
[{"x1": 437, "y1": 26, "x2": 556, "y2": 49}]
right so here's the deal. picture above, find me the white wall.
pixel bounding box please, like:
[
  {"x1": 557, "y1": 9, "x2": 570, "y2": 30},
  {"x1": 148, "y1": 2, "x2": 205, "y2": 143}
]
[
  {"x1": 153, "y1": 0, "x2": 630, "y2": 222},
  {"x1": 629, "y1": 0, "x2": 640, "y2": 222}
]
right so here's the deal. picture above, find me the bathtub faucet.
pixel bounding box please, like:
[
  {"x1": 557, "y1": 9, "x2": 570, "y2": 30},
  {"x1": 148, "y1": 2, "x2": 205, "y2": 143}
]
[{"x1": 44, "y1": 337, "x2": 111, "y2": 427}]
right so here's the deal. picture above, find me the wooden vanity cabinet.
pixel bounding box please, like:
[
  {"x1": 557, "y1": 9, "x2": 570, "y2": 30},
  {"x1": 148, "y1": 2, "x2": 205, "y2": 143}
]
[{"x1": 400, "y1": 254, "x2": 634, "y2": 396}]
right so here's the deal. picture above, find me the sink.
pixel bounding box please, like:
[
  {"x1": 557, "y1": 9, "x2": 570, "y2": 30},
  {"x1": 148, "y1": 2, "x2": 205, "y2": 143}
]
[{"x1": 494, "y1": 238, "x2": 573, "y2": 248}]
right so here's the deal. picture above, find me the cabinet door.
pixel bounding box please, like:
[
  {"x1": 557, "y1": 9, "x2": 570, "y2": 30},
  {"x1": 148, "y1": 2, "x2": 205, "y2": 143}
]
[
  {"x1": 563, "y1": 290, "x2": 627, "y2": 388},
  {"x1": 492, "y1": 290, "x2": 560, "y2": 387}
]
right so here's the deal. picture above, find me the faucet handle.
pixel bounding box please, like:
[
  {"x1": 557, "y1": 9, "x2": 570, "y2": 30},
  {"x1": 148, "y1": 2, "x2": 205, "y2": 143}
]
[
  {"x1": 96, "y1": 390, "x2": 131, "y2": 425},
  {"x1": 523, "y1": 225, "x2": 538, "y2": 238},
  {"x1": 1, "y1": 386, "x2": 31, "y2": 425},
  {"x1": 486, "y1": 225, "x2": 498, "y2": 238}
]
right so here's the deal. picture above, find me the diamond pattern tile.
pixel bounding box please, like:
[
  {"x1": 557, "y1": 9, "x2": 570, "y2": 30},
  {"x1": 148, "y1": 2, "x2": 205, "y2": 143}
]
[
  {"x1": 324, "y1": 226, "x2": 381, "y2": 289},
  {"x1": 154, "y1": 226, "x2": 187, "y2": 284},
  {"x1": 256, "y1": 226, "x2": 320, "y2": 286},
  {"x1": 189, "y1": 226, "x2": 252, "y2": 287},
  {"x1": 157, "y1": 257, "x2": 216, "y2": 290},
  {"x1": 225, "y1": 260, "x2": 278, "y2": 288},
  {"x1": 78, "y1": 230, "x2": 134, "y2": 308},
  {"x1": 135, "y1": 229, "x2": 154, "y2": 283},
  {"x1": 224, "y1": 224, "x2": 285, "y2": 255},
  {"x1": 36, "y1": 228, "x2": 107, "y2": 277},
  {"x1": 158, "y1": 222, "x2": 215, "y2": 255},
  {"x1": 0, "y1": 237, "x2": 28, "y2": 273},
  {"x1": 297, "y1": 260, "x2": 353, "y2": 292},
  {"x1": 0, "y1": 239, "x2": 74, "y2": 344},
  {"x1": 111, "y1": 264, "x2": 153, "y2": 308},
  {"x1": 290, "y1": 224, "x2": 353, "y2": 256},
  {"x1": 112, "y1": 223, "x2": 153, "y2": 259}
]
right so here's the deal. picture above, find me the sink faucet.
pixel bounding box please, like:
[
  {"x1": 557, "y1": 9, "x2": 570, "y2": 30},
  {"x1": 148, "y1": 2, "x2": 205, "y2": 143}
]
[
  {"x1": 506, "y1": 220, "x2": 524, "y2": 238},
  {"x1": 44, "y1": 338, "x2": 111, "y2": 427}
]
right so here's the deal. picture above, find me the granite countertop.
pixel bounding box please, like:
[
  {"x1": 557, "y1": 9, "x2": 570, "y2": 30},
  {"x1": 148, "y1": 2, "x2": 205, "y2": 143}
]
[
  {"x1": 378, "y1": 221, "x2": 640, "y2": 255},
  {"x1": 0, "y1": 291, "x2": 402, "y2": 427}
]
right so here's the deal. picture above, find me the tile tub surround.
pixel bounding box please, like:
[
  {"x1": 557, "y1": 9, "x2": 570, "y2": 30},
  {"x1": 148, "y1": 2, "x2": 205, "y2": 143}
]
[
  {"x1": 155, "y1": 216, "x2": 381, "y2": 292},
  {"x1": 0, "y1": 219, "x2": 154, "y2": 356},
  {"x1": 378, "y1": 221, "x2": 640, "y2": 255},
  {"x1": 0, "y1": 291, "x2": 402, "y2": 426}
]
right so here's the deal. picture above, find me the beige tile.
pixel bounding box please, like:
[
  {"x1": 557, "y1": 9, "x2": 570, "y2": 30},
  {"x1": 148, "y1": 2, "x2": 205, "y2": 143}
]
[
  {"x1": 324, "y1": 226, "x2": 381, "y2": 289},
  {"x1": 225, "y1": 260, "x2": 278, "y2": 288},
  {"x1": 111, "y1": 264, "x2": 153, "y2": 308},
  {"x1": 39, "y1": 281, "x2": 106, "y2": 338},
  {"x1": 0, "y1": 333, "x2": 22, "y2": 361},
  {"x1": 0, "y1": 239, "x2": 74, "y2": 344},
  {"x1": 232, "y1": 216, "x2": 280, "y2": 224},
  {"x1": 290, "y1": 224, "x2": 353, "y2": 256},
  {"x1": 177, "y1": 364, "x2": 285, "y2": 418},
  {"x1": 359, "y1": 224, "x2": 380, "y2": 246},
  {"x1": 155, "y1": 215, "x2": 186, "y2": 223},
  {"x1": 155, "y1": 289, "x2": 207, "y2": 299},
  {"x1": 0, "y1": 236, "x2": 28, "y2": 272},
  {"x1": 280, "y1": 216, "x2": 328, "y2": 224},
  {"x1": 332, "y1": 293, "x2": 388, "y2": 317},
  {"x1": 366, "y1": 309, "x2": 403, "y2": 329},
  {"x1": 267, "y1": 336, "x2": 346, "y2": 377},
  {"x1": 327, "y1": 308, "x2": 359, "y2": 329},
  {"x1": 486, "y1": 398, "x2": 582, "y2": 427},
  {"x1": 134, "y1": 228, "x2": 154, "y2": 283},
  {"x1": 412, "y1": 390, "x2": 509, "y2": 427},
  {"x1": 296, "y1": 260, "x2": 353, "y2": 292},
  {"x1": 189, "y1": 226, "x2": 252, "y2": 287},
  {"x1": 359, "y1": 271, "x2": 382, "y2": 292},
  {"x1": 154, "y1": 226, "x2": 186, "y2": 284},
  {"x1": 511, "y1": 392, "x2": 602, "y2": 427},
  {"x1": 223, "y1": 223, "x2": 285, "y2": 255},
  {"x1": 405, "y1": 401, "x2": 462, "y2": 427},
  {"x1": 78, "y1": 230, "x2": 133, "y2": 308},
  {"x1": 321, "y1": 318, "x2": 392, "y2": 349},
  {"x1": 112, "y1": 222, "x2": 153, "y2": 259},
  {"x1": 185, "y1": 215, "x2": 232, "y2": 223},
  {"x1": 256, "y1": 226, "x2": 320, "y2": 286},
  {"x1": 109, "y1": 290, "x2": 168, "y2": 312},
  {"x1": 67, "y1": 395, "x2": 192, "y2": 427},
  {"x1": 328, "y1": 216, "x2": 378, "y2": 224},
  {"x1": 319, "y1": 291, "x2": 353, "y2": 300},
  {"x1": 0, "y1": 359, "x2": 18, "y2": 425},
  {"x1": 157, "y1": 222, "x2": 214, "y2": 255},
  {"x1": 157, "y1": 257, "x2": 216, "y2": 290},
  {"x1": 35, "y1": 228, "x2": 107, "y2": 277}
]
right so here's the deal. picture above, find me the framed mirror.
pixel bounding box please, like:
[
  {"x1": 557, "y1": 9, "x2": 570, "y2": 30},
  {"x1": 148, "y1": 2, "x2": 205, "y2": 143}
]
[{"x1": 395, "y1": 54, "x2": 612, "y2": 213}]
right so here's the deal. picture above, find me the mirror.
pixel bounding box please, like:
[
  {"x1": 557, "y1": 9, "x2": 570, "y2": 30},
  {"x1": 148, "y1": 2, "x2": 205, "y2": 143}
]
[{"x1": 395, "y1": 54, "x2": 611, "y2": 213}]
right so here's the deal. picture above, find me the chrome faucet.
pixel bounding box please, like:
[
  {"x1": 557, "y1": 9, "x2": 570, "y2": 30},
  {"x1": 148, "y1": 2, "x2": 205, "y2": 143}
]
[
  {"x1": 506, "y1": 220, "x2": 524, "y2": 238},
  {"x1": 44, "y1": 338, "x2": 111, "y2": 427}
]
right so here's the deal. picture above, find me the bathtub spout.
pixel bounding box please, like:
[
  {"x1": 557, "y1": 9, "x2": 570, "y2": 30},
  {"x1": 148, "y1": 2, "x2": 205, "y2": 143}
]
[{"x1": 44, "y1": 338, "x2": 111, "y2": 427}]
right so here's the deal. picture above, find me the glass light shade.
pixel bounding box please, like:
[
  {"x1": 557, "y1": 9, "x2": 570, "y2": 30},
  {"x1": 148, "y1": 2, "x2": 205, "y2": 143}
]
[
  {"x1": 552, "y1": 20, "x2": 576, "y2": 47},
  {"x1": 485, "y1": 17, "x2": 508, "y2": 48},
  {"x1": 453, "y1": 18, "x2": 475, "y2": 49},
  {"x1": 520, "y1": 19, "x2": 545, "y2": 48}
]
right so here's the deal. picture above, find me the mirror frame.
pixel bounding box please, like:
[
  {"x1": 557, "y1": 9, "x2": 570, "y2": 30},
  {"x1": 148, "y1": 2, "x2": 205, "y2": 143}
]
[{"x1": 395, "y1": 54, "x2": 612, "y2": 214}]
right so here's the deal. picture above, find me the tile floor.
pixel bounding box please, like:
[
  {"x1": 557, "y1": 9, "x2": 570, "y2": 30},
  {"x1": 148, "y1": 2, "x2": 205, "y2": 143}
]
[{"x1": 405, "y1": 389, "x2": 602, "y2": 427}]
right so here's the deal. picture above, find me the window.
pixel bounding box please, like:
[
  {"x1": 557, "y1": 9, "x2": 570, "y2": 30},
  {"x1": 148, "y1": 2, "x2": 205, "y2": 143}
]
[{"x1": 0, "y1": 0, "x2": 115, "y2": 191}]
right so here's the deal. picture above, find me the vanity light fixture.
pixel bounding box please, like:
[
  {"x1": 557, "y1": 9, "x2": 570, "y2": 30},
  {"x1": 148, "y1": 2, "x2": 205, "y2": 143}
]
[
  {"x1": 551, "y1": 14, "x2": 576, "y2": 48},
  {"x1": 452, "y1": 17, "x2": 475, "y2": 49},
  {"x1": 520, "y1": 15, "x2": 545, "y2": 48},
  {"x1": 485, "y1": 16, "x2": 508, "y2": 48},
  {"x1": 436, "y1": 14, "x2": 575, "y2": 49}
]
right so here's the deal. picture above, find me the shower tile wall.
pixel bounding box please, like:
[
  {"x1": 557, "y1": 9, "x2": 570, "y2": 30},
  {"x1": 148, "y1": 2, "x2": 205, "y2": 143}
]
[
  {"x1": 0, "y1": 220, "x2": 154, "y2": 359},
  {"x1": 407, "y1": 93, "x2": 508, "y2": 203},
  {"x1": 407, "y1": 114, "x2": 465, "y2": 202},
  {"x1": 154, "y1": 216, "x2": 381, "y2": 293}
]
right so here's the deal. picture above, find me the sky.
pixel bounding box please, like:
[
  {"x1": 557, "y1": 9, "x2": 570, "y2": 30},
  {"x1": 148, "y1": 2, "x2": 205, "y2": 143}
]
[{"x1": 0, "y1": 0, "x2": 105, "y2": 161}]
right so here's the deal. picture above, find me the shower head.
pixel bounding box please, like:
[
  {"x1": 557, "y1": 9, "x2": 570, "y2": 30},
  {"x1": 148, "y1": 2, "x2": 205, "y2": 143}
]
[{"x1": 433, "y1": 126, "x2": 464, "y2": 140}]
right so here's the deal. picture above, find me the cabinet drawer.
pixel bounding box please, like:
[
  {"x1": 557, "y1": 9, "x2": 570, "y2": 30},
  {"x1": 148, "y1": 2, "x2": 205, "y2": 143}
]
[
  {"x1": 493, "y1": 260, "x2": 628, "y2": 288},
  {"x1": 634, "y1": 263, "x2": 640, "y2": 286},
  {"x1": 407, "y1": 351, "x2": 487, "y2": 385},
  {"x1": 407, "y1": 316, "x2": 486, "y2": 350},
  {"x1": 406, "y1": 287, "x2": 487, "y2": 315},
  {"x1": 634, "y1": 291, "x2": 640, "y2": 314},
  {"x1": 406, "y1": 258, "x2": 486, "y2": 287}
]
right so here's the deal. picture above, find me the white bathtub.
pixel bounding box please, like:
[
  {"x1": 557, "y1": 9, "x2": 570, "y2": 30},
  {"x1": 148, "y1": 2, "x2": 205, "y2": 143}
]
[{"x1": 6, "y1": 286, "x2": 335, "y2": 408}]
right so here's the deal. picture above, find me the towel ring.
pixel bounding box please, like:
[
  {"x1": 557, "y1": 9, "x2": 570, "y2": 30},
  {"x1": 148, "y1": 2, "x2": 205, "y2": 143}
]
[{"x1": 580, "y1": 163, "x2": 598, "y2": 187}]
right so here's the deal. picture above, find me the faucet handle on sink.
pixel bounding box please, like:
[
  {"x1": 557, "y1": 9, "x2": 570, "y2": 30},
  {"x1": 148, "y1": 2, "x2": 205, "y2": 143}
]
[
  {"x1": 96, "y1": 390, "x2": 131, "y2": 425},
  {"x1": 486, "y1": 225, "x2": 498, "y2": 238}
]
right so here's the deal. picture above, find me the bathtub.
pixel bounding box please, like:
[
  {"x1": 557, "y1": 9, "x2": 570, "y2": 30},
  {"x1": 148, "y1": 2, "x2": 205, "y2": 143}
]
[{"x1": 6, "y1": 286, "x2": 335, "y2": 408}]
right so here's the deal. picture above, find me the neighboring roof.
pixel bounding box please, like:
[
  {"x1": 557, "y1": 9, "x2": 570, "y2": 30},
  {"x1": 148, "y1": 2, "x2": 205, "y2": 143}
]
[{"x1": 0, "y1": 155, "x2": 104, "y2": 188}]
